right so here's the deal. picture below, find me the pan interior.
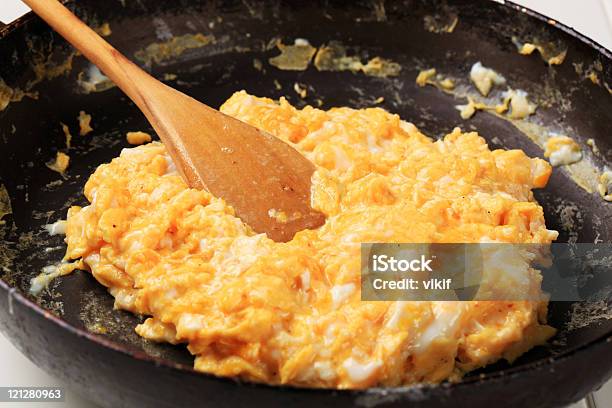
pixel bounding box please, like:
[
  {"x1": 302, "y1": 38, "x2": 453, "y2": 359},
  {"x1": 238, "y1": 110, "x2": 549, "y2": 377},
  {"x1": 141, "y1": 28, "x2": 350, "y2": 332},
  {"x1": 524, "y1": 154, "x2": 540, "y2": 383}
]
[{"x1": 0, "y1": 0, "x2": 611, "y2": 381}]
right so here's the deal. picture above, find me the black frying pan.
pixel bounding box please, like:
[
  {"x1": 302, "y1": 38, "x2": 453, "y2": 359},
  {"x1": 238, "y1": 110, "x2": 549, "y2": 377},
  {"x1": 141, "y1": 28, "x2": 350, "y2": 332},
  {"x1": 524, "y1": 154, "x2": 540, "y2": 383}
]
[{"x1": 0, "y1": 1, "x2": 611, "y2": 407}]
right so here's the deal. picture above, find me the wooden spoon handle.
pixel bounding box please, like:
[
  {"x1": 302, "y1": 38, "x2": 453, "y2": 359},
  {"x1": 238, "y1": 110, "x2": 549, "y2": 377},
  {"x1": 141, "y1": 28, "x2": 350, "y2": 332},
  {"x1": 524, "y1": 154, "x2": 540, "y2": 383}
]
[
  {"x1": 22, "y1": 0, "x2": 327, "y2": 242},
  {"x1": 22, "y1": 0, "x2": 156, "y2": 113}
]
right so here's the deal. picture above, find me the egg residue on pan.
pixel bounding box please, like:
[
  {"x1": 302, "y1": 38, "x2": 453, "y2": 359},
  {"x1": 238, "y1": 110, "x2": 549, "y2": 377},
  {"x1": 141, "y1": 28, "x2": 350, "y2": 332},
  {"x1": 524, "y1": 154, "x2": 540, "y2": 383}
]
[
  {"x1": 544, "y1": 135, "x2": 583, "y2": 167},
  {"x1": 126, "y1": 131, "x2": 152, "y2": 145},
  {"x1": 46, "y1": 151, "x2": 70, "y2": 174},
  {"x1": 61, "y1": 91, "x2": 557, "y2": 388}
]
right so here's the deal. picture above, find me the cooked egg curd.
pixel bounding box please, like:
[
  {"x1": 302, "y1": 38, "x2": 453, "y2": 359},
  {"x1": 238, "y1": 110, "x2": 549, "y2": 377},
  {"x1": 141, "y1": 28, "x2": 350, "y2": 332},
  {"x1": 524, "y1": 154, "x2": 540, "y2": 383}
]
[{"x1": 63, "y1": 91, "x2": 557, "y2": 388}]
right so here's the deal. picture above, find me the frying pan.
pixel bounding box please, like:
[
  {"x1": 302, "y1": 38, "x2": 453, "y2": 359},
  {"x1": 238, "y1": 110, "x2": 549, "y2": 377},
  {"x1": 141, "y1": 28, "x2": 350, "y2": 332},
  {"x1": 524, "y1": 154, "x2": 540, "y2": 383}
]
[{"x1": 0, "y1": 0, "x2": 611, "y2": 407}]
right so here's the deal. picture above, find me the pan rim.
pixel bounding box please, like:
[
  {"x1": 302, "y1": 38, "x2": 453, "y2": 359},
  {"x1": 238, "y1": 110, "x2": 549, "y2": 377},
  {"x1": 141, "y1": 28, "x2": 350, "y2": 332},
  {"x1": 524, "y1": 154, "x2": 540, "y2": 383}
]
[
  {"x1": 0, "y1": 0, "x2": 611, "y2": 58},
  {"x1": 1, "y1": 276, "x2": 611, "y2": 396},
  {"x1": 0, "y1": 0, "x2": 611, "y2": 398},
  {"x1": 504, "y1": 0, "x2": 611, "y2": 60}
]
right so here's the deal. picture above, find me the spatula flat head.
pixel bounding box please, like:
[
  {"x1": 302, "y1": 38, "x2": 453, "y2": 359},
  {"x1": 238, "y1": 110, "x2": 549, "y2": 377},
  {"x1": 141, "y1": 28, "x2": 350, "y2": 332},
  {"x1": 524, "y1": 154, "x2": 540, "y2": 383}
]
[{"x1": 146, "y1": 87, "x2": 326, "y2": 242}]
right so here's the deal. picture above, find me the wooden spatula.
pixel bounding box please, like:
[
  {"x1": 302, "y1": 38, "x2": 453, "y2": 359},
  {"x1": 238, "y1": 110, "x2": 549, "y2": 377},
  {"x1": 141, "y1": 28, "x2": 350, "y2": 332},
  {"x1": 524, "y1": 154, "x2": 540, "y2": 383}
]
[{"x1": 23, "y1": 0, "x2": 325, "y2": 242}]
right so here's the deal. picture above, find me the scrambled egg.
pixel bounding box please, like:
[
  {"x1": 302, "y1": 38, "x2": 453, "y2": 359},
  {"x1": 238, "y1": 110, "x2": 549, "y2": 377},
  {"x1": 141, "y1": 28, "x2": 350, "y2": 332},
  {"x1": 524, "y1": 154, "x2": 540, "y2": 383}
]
[{"x1": 63, "y1": 91, "x2": 557, "y2": 389}]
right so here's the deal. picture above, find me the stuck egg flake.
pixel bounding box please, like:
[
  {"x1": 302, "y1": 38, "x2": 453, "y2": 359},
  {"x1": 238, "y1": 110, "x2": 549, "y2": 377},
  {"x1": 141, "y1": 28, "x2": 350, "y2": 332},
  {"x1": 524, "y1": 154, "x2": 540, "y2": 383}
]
[
  {"x1": 46, "y1": 152, "x2": 70, "y2": 174},
  {"x1": 78, "y1": 110, "x2": 93, "y2": 136},
  {"x1": 269, "y1": 39, "x2": 317, "y2": 71},
  {"x1": 416, "y1": 68, "x2": 455, "y2": 90},
  {"x1": 44, "y1": 220, "x2": 66, "y2": 235},
  {"x1": 513, "y1": 37, "x2": 568, "y2": 66},
  {"x1": 598, "y1": 170, "x2": 612, "y2": 202},
  {"x1": 126, "y1": 131, "x2": 152, "y2": 145},
  {"x1": 501, "y1": 89, "x2": 537, "y2": 119},
  {"x1": 544, "y1": 135, "x2": 582, "y2": 166},
  {"x1": 416, "y1": 68, "x2": 437, "y2": 87},
  {"x1": 470, "y1": 62, "x2": 506, "y2": 96},
  {"x1": 456, "y1": 97, "x2": 490, "y2": 119}
]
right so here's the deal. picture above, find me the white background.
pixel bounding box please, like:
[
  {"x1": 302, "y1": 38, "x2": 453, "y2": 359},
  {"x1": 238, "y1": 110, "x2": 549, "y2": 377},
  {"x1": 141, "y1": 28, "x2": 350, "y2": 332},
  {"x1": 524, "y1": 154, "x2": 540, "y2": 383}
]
[{"x1": 0, "y1": 1, "x2": 611, "y2": 407}]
